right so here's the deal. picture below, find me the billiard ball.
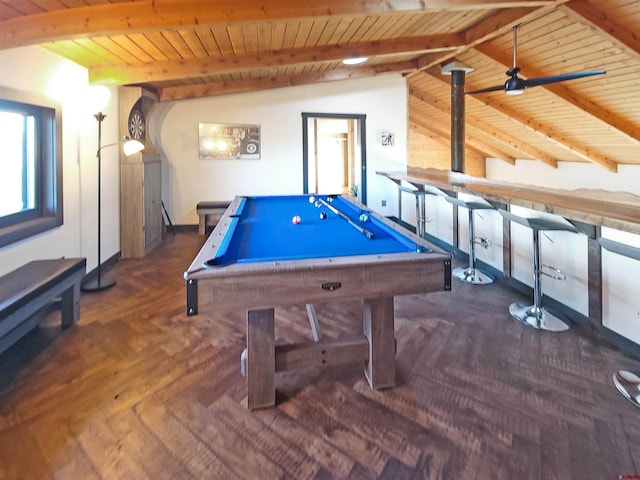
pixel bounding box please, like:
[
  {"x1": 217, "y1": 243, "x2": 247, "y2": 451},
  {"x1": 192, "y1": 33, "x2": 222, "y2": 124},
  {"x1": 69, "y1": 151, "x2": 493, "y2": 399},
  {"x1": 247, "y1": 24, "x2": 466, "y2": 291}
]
[
  {"x1": 319, "y1": 212, "x2": 327, "y2": 220},
  {"x1": 314, "y1": 200, "x2": 321, "y2": 208},
  {"x1": 292, "y1": 215, "x2": 301, "y2": 224},
  {"x1": 359, "y1": 213, "x2": 369, "y2": 222},
  {"x1": 309, "y1": 196, "x2": 316, "y2": 203}
]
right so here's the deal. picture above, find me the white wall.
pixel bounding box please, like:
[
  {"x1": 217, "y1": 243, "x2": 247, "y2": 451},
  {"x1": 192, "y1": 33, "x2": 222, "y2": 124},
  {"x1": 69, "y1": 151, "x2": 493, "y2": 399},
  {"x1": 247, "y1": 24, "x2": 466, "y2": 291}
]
[
  {"x1": 486, "y1": 158, "x2": 640, "y2": 195},
  {"x1": 601, "y1": 234, "x2": 640, "y2": 343},
  {"x1": 151, "y1": 74, "x2": 408, "y2": 225},
  {"x1": 0, "y1": 46, "x2": 121, "y2": 277}
]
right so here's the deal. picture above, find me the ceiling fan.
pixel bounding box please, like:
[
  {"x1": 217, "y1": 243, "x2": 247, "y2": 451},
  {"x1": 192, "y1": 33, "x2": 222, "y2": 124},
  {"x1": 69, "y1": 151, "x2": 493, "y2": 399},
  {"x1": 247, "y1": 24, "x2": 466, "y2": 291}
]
[{"x1": 465, "y1": 25, "x2": 606, "y2": 96}]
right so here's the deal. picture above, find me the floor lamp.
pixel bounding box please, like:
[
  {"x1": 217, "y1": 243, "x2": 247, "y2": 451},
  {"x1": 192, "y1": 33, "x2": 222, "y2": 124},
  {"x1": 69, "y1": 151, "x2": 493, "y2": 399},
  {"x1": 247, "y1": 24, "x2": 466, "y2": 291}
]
[{"x1": 81, "y1": 112, "x2": 144, "y2": 292}]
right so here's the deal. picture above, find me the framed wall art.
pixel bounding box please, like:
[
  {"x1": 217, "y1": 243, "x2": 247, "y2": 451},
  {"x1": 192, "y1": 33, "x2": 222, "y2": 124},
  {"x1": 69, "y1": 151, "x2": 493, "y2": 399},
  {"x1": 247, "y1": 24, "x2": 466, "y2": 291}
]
[
  {"x1": 198, "y1": 122, "x2": 261, "y2": 160},
  {"x1": 380, "y1": 130, "x2": 394, "y2": 147}
]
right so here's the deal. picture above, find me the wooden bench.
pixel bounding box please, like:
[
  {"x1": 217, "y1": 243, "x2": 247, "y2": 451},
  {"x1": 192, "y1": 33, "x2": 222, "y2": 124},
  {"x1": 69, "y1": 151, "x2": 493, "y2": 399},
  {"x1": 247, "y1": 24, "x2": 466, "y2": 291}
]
[
  {"x1": 0, "y1": 258, "x2": 86, "y2": 355},
  {"x1": 197, "y1": 201, "x2": 230, "y2": 235}
]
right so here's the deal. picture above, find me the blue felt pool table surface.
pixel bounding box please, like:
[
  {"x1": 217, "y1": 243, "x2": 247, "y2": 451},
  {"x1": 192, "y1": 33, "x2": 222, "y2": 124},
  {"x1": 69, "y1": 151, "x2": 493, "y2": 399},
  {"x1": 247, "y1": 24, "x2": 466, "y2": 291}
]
[{"x1": 206, "y1": 194, "x2": 428, "y2": 266}]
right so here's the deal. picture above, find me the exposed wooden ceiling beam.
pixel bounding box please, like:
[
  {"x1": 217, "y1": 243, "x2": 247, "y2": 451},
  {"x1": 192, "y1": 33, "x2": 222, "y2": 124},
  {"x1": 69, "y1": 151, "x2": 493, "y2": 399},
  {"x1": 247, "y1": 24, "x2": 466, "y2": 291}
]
[
  {"x1": 409, "y1": 105, "x2": 517, "y2": 163},
  {"x1": 561, "y1": 2, "x2": 640, "y2": 60},
  {"x1": 158, "y1": 61, "x2": 417, "y2": 101},
  {"x1": 410, "y1": 115, "x2": 492, "y2": 160},
  {"x1": 411, "y1": 80, "x2": 559, "y2": 166},
  {"x1": 409, "y1": 4, "x2": 561, "y2": 74},
  {"x1": 473, "y1": 41, "x2": 640, "y2": 144},
  {"x1": 468, "y1": 91, "x2": 618, "y2": 171},
  {"x1": 90, "y1": 33, "x2": 463, "y2": 85},
  {"x1": 410, "y1": 122, "x2": 454, "y2": 149},
  {"x1": 0, "y1": 0, "x2": 555, "y2": 50}
]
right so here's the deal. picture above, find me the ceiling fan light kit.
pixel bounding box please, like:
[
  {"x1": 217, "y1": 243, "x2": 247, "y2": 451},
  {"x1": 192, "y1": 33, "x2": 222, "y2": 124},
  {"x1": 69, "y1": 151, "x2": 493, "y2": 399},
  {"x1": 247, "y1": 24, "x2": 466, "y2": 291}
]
[{"x1": 505, "y1": 69, "x2": 526, "y2": 95}]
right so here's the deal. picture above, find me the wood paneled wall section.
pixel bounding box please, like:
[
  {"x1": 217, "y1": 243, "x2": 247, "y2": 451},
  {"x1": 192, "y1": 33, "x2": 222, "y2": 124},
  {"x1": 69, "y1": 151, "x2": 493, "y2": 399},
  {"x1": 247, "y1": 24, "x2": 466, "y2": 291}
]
[
  {"x1": 119, "y1": 86, "x2": 161, "y2": 258},
  {"x1": 408, "y1": 123, "x2": 486, "y2": 178}
]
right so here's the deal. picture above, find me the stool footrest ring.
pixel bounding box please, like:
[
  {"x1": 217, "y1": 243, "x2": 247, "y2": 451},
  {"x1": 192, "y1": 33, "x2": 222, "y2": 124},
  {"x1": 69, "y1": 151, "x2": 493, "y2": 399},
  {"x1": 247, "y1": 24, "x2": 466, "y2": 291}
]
[
  {"x1": 540, "y1": 264, "x2": 566, "y2": 281},
  {"x1": 473, "y1": 236, "x2": 492, "y2": 249}
]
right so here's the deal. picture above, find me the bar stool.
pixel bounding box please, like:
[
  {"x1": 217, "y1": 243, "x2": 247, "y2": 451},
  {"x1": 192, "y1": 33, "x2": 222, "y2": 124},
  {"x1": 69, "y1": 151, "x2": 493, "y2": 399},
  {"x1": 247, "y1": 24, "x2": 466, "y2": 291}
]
[
  {"x1": 599, "y1": 239, "x2": 640, "y2": 407},
  {"x1": 397, "y1": 185, "x2": 435, "y2": 237},
  {"x1": 445, "y1": 195, "x2": 495, "y2": 285},
  {"x1": 499, "y1": 210, "x2": 578, "y2": 332},
  {"x1": 613, "y1": 370, "x2": 640, "y2": 408}
]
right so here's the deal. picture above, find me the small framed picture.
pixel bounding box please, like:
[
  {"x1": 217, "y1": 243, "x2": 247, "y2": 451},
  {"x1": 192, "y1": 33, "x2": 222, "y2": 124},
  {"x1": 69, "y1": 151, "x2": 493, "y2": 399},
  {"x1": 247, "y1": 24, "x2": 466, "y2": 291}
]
[{"x1": 380, "y1": 130, "x2": 394, "y2": 147}]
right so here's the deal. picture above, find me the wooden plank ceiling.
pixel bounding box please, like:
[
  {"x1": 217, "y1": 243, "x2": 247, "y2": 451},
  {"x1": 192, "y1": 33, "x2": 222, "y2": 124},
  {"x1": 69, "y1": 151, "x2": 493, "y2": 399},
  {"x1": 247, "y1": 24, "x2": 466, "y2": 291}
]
[{"x1": 0, "y1": 0, "x2": 638, "y2": 170}]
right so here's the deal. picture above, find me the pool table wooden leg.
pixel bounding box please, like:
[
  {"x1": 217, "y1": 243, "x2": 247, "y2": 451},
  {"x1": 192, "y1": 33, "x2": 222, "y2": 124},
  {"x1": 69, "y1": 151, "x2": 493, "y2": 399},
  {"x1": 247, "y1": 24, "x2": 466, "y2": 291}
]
[
  {"x1": 246, "y1": 308, "x2": 275, "y2": 410},
  {"x1": 363, "y1": 296, "x2": 396, "y2": 390}
]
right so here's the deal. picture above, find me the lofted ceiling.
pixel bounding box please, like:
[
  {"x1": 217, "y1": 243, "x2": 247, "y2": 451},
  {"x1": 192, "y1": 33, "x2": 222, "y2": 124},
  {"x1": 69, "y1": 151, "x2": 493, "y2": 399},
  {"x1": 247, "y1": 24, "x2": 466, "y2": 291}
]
[{"x1": 0, "y1": 0, "x2": 638, "y2": 171}]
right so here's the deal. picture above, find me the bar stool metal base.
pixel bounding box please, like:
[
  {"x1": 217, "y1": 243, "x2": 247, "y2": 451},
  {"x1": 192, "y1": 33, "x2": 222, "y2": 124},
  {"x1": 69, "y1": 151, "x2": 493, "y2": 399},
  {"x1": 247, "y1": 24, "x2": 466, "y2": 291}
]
[
  {"x1": 613, "y1": 370, "x2": 640, "y2": 408},
  {"x1": 508, "y1": 302, "x2": 569, "y2": 332},
  {"x1": 453, "y1": 267, "x2": 494, "y2": 285}
]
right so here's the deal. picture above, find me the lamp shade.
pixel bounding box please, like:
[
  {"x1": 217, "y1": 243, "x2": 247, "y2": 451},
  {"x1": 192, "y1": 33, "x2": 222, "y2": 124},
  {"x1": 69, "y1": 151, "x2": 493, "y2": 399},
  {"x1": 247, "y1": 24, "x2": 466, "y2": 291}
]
[
  {"x1": 123, "y1": 137, "x2": 144, "y2": 156},
  {"x1": 88, "y1": 85, "x2": 111, "y2": 114}
]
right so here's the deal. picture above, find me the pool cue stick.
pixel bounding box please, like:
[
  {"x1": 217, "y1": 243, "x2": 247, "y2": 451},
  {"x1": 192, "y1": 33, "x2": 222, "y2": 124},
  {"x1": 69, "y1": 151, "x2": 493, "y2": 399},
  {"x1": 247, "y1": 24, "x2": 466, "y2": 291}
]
[
  {"x1": 318, "y1": 198, "x2": 374, "y2": 239},
  {"x1": 161, "y1": 200, "x2": 175, "y2": 235}
]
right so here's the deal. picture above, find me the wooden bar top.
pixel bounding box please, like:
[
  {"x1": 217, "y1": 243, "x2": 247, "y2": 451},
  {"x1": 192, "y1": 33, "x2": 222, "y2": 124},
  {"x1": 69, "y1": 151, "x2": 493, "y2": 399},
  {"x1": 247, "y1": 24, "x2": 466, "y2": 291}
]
[{"x1": 379, "y1": 167, "x2": 640, "y2": 235}]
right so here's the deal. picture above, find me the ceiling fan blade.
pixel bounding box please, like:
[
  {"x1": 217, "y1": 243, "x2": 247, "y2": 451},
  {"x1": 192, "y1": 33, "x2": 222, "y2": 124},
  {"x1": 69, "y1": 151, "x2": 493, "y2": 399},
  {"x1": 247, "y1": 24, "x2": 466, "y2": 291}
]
[
  {"x1": 464, "y1": 84, "x2": 506, "y2": 95},
  {"x1": 523, "y1": 69, "x2": 606, "y2": 88}
]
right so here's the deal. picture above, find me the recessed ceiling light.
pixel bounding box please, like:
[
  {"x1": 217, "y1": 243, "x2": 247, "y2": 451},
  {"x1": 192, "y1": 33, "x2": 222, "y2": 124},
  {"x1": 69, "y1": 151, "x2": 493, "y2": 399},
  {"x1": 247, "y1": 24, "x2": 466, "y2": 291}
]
[{"x1": 342, "y1": 57, "x2": 368, "y2": 66}]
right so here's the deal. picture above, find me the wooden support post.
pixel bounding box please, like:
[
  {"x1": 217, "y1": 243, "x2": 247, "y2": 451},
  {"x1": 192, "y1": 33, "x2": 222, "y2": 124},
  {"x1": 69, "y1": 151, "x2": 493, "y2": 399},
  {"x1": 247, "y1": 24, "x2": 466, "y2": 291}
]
[
  {"x1": 452, "y1": 192, "x2": 460, "y2": 252},
  {"x1": 502, "y1": 207, "x2": 512, "y2": 281},
  {"x1": 246, "y1": 308, "x2": 275, "y2": 410},
  {"x1": 588, "y1": 226, "x2": 602, "y2": 329}
]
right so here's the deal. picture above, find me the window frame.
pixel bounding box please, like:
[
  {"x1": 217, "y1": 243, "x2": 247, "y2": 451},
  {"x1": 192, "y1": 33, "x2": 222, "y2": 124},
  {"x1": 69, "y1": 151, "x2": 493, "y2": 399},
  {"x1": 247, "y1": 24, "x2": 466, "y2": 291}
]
[{"x1": 0, "y1": 86, "x2": 63, "y2": 249}]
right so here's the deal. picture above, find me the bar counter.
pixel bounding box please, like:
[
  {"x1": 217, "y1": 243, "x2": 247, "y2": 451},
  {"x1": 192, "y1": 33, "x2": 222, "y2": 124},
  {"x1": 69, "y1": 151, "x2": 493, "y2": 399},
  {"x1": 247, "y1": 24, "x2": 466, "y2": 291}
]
[{"x1": 378, "y1": 167, "x2": 640, "y2": 235}]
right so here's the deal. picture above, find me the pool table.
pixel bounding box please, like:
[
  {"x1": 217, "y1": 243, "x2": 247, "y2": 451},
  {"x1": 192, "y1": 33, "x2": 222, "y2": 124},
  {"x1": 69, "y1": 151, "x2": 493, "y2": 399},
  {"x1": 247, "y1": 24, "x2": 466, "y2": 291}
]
[{"x1": 184, "y1": 194, "x2": 451, "y2": 410}]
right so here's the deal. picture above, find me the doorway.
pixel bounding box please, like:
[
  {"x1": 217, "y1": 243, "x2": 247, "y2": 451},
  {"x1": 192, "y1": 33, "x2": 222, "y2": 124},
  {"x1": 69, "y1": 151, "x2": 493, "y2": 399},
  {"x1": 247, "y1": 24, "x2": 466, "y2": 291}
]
[{"x1": 302, "y1": 113, "x2": 367, "y2": 204}]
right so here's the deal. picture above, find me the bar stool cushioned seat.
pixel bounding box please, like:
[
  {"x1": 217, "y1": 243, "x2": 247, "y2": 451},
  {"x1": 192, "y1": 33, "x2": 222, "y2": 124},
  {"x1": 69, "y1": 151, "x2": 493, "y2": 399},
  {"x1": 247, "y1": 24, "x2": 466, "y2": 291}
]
[
  {"x1": 397, "y1": 185, "x2": 439, "y2": 238},
  {"x1": 446, "y1": 195, "x2": 495, "y2": 285},
  {"x1": 499, "y1": 210, "x2": 579, "y2": 332}
]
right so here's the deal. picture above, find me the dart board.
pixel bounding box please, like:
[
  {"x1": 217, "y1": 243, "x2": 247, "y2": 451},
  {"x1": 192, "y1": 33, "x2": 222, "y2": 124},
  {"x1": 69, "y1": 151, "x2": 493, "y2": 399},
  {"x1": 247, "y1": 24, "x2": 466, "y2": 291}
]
[{"x1": 128, "y1": 104, "x2": 145, "y2": 142}]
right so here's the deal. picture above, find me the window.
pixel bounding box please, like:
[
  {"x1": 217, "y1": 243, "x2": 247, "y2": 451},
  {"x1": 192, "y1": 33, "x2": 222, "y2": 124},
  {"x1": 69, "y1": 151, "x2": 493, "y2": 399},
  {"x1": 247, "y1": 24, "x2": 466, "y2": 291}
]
[{"x1": 0, "y1": 86, "x2": 62, "y2": 248}]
